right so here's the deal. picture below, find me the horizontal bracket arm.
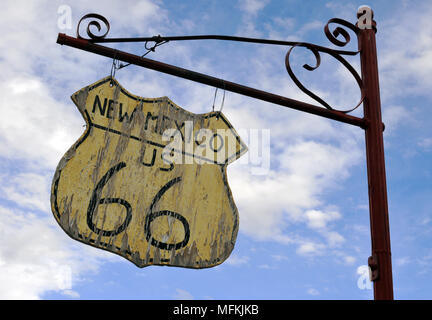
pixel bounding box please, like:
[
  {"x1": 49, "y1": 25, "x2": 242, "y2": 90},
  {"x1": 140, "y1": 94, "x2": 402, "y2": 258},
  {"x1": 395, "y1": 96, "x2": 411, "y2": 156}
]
[{"x1": 57, "y1": 33, "x2": 366, "y2": 129}]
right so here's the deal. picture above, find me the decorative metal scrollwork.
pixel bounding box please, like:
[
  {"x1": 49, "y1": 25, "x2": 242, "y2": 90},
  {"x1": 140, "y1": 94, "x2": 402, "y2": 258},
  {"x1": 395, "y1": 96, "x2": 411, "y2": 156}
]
[
  {"x1": 285, "y1": 18, "x2": 364, "y2": 113},
  {"x1": 77, "y1": 13, "x2": 110, "y2": 40},
  {"x1": 75, "y1": 13, "x2": 364, "y2": 114},
  {"x1": 324, "y1": 18, "x2": 359, "y2": 47}
]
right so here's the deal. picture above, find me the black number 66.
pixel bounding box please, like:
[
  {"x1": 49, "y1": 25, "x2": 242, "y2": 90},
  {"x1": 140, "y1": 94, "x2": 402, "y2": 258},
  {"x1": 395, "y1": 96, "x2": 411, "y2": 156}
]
[{"x1": 87, "y1": 162, "x2": 190, "y2": 250}]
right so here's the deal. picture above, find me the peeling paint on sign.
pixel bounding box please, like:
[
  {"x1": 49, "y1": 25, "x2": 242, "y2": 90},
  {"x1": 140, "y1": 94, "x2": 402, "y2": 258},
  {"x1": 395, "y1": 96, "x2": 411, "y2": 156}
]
[{"x1": 50, "y1": 77, "x2": 247, "y2": 268}]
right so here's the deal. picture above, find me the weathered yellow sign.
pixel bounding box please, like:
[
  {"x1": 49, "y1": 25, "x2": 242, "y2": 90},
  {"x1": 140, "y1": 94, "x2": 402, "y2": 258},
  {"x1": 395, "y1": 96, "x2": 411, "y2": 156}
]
[{"x1": 51, "y1": 77, "x2": 247, "y2": 268}]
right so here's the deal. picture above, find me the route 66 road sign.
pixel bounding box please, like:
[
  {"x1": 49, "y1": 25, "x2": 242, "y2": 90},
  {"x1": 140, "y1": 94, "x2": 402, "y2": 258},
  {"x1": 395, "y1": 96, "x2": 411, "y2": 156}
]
[{"x1": 51, "y1": 77, "x2": 247, "y2": 268}]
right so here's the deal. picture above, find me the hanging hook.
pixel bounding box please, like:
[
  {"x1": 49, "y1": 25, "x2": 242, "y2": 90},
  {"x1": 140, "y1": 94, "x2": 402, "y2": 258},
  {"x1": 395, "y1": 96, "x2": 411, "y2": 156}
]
[
  {"x1": 117, "y1": 37, "x2": 169, "y2": 71},
  {"x1": 212, "y1": 88, "x2": 218, "y2": 113},
  {"x1": 110, "y1": 51, "x2": 120, "y2": 86},
  {"x1": 212, "y1": 81, "x2": 226, "y2": 119}
]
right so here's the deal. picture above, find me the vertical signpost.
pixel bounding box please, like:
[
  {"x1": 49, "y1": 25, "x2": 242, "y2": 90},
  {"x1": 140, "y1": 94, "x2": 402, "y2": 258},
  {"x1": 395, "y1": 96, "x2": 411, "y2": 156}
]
[
  {"x1": 357, "y1": 9, "x2": 393, "y2": 300},
  {"x1": 55, "y1": 6, "x2": 393, "y2": 299}
]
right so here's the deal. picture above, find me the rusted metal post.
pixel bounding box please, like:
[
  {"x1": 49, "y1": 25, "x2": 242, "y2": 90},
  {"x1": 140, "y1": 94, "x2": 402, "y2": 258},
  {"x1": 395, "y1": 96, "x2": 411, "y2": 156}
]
[{"x1": 357, "y1": 10, "x2": 394, "y2": 299}]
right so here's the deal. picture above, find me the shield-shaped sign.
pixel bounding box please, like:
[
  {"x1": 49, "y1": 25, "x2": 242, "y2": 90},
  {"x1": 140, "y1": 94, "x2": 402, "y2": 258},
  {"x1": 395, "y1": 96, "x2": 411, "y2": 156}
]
[{"x1": 51, "y1": 77, "x2": 247, "y2": 268}]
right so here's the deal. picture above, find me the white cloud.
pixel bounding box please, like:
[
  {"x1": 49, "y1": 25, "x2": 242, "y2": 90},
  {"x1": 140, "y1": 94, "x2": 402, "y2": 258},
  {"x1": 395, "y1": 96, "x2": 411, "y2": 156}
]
[
  {"x1": 61, "y1": 289, "x2": 81, "y2": 298},
  {"x1": 379, "y1": 2, "x2": 432, "y2": 100},
  {"x1": 296, "y1": 242, "x2": 326, "y2": 256},
  {"x1": 225, "y1": 254, "x2": 250, "y2": 266},
  {"x1": 0, "y1": 76, "x2": 83, "y2": 169},
  {"x1": 238, "y1": 0, "x2": 269, "y2": 16},
  {"x1": 304, "y1": 210, "x2": 341, "y2": 230},
  {"x1": 0, "y1": 0, "x2": 174, "y2": 299},
  {"x1": 307, "y1": 288, "x2": 320, "y2": 296},
  {"x1": 0, "y1": 206, "x2": 112, "y2": 299},
  {"x1": 230, "y1": 170, "x2": 305, "y2": 243},
  {"x1": 174, "y1": 288, "x2": 194, "y2": 300},
  {"x1": 236, "y1": 0, "x2": 270, "y2": 37},
  {"x1": 271, "y1": 254, "x2": 288, "y2": 262},
  {"x1": 258, "y1": 264, "x2": 276, "y2": 269},
  {"x1": 0, "y1": 172, "x2": 51, "y2": 212},
  {"x1": 418, "y1": 138, "x2": 432, "y2": 150},
  {"x1": 279, "y1": 141, "x2": 358, "y2": 184},
  {"x1": 302, "y1": 209, "x2": 345, "y2": 248},
  {"x1": 343, "y1": 256, "x2": 356, "y2": 266},
  {"x1": 267, "y1": 19, "x2": 323, "y2": 42},
  {"x1": 325, "y1": 1, "x2": 357, "y2": 19},
  {"x1": 229, "y1": 137, "x2": 359, "y2": 249},
  {"x1": 324, "y1": 231, "x2": 345, "y2": 247},
  {"x1": 395, "y1": 257, "x2": 410, "y2": 267},
  {"x1": 382, "y1": 105, "x2": 410, "y2": 137}
]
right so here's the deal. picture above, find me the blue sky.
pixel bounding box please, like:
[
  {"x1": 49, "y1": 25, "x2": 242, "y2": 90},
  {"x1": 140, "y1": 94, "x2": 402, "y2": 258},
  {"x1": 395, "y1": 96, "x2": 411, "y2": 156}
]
[{"x1": 0, "y1": 0, "x2": 431, "y2": 300}]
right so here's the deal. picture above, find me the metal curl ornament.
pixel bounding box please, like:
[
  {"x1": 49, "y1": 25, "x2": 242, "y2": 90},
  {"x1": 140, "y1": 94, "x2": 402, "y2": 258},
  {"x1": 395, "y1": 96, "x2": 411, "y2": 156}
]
[
  {"x1": 284, "y1": 19, "x2": 364, "y2": 113},
  {"x1": 324, "y1": 18, "x2": 359, "y2": 47},
  {"x1": 76, "y1": 13, "x2": 110, "y2": 40},
  {"x1": 72, "y1": 13, "x2": 365, "y2": 114}
]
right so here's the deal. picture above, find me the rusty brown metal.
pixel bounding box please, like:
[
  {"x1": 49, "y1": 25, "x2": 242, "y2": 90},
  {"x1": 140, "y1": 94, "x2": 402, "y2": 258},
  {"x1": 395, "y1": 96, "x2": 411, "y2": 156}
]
[
  {"x1": 284, "y1": 17, "x2": 365, "y2": 113},
  {"x1": 368, "y1": 254, "x2": 379, "y2": 282},
  {"x1": 57, "y1": 33, "x2": 366, "y2": 128},
  {"x1": 77, "y1": 13, "x2": 110, "y2": 40},
  {"x1": 357, "y1": 9, "x2": 394, "y2": 300},
  {"x1": 75, "y1": 14, "x2": 364, "y2": 113}
]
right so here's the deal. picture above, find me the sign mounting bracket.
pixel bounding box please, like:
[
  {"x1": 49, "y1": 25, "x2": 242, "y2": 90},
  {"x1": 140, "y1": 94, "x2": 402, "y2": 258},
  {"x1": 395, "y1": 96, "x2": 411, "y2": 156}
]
[{"x1": 56, "y1": 6, "x2": 393, "y2": 300}]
